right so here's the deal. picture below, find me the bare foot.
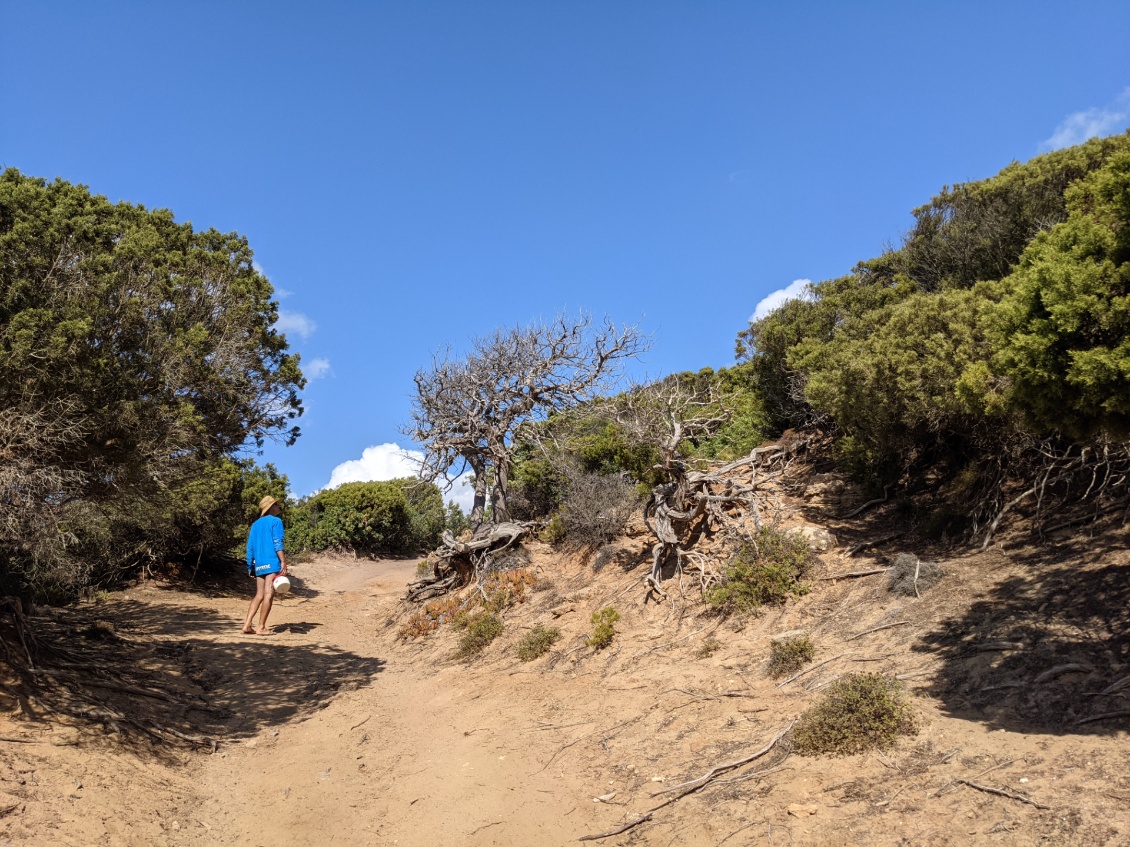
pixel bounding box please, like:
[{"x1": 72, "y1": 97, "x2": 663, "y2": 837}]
[
  {"x1": 256, "y1": 629, "x2": 274, "y2": 636},
  {"x1": 241, "y1": 627, "x2": 255, "y2": 634}
]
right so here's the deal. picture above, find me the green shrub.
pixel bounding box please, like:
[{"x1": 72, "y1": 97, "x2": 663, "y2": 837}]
[
  {"x1": 288, "y1": 478, "x2": 445, "y2": 555},
  {"x1": 586, "y1": 606, "x2": 620, "y2": 650},
  {"x1": 456, "y1": 613, "x2": 503, "y2": 659},
  {"x1": 540, "y1": 513, "x2": 566, "y2": 544},
  {"x1": 516, "y1": 625, "x2": 562, "y2": 661},
  {"x1": 792, "y1": 673, "x2": 919, "y2": 756},
  {"x1": 706, "y1": 528, "x2": 813, "y2": 616},
  {"x1": 767, "y1": 635, "x2": 815, "y2": 678}
]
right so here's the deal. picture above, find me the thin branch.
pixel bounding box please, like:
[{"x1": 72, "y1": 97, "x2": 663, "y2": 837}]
[
  {"x1": 844, "y1": 621, "x2": 909, "y2": 642},
  {"x1": 957, "y1": 779, "x2": 1051, "y2": 810}
]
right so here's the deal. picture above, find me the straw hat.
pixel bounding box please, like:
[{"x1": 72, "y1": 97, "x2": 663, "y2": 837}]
[{"x1": 259, "y1": 495, "x2": 280, "y2": 516}]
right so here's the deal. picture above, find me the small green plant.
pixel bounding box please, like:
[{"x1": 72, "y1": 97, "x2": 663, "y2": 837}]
[
  {"x1": 91, "y1": 589, "x2": 113, "y2": 604},
  {"x1": 695, "y1": 636, "x2": 722, "y2": 659},
  {"x1": 456, "y1": 613, "x2": 503, "y2": 659},
  {"x1": 706, "y1": 528, "x2": 813, "y2": 616},
  {"x1": 586, "y1": 606, "x2": 620, "y2": 650},
  {"x1": 792, "y1": 673, "x2": 919, "y2": 756},
  {"x1": 767, "y1": 635, "x2": 815, "y2": 678},
  {"x1": 540, "y1": 513, "x2": 566, "y2": 544},
  {"x1": 516, "y1": 625, "x2": 562, "y2": 661},
  {"x1": 415, "y1": 559, "x2": 432, "y2": 578}
]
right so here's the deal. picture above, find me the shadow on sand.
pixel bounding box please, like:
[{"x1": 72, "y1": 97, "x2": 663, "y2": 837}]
[
  {"x1": 914, "y1": 525, "x2": 1130, "y2": 735},
  {"x1": 18, "y1": 597, "x2": 383, "y2": 757}
]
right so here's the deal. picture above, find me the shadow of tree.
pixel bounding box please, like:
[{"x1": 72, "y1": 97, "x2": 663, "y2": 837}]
[
  {"x1": 915, "y1": 530, "x2": 1130, "y2": 735},
  {"x1": 17, "y1": 598, "x2": 383, "y2": 758}
]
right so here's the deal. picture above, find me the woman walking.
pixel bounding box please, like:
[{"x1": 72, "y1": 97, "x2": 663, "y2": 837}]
[{"x1": 243, "y1": 495, "x2": 289, "y2": 635}]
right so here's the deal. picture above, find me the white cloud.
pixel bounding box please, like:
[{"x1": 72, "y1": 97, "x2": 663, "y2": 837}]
[
  {"x1": 322, "y1": 442, "x2": 476, "y2": 512},
  {"x1": 305, "y1": 357, "x2": 331, "y2": 379},
  {"x1": 750, "y1": 278, "x2": 813, "y2": 323},
  {"x1": 1041, "y1": 88, "x2": 1130, "y2": 151},
  {"x1": 276, "y1": 310, "x2": 316, "y2": 340},
  {"x1": 326, "y1": 443, "x2": 421, "y2": 489}
]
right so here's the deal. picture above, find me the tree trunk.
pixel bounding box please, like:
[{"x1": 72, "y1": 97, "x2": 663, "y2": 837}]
[
  {"x1": 492, "y1": 454, "x2": 511, "y2": 524},
  {"x1": 467, "y1": 454, "x2": 488, "y2": 530}
]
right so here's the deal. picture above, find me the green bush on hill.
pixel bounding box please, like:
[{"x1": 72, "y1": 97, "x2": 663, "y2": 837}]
[
  {"x1": 288, "y1": 478, "x2": 445, "y2": 555},
  {"x1": 734, "y1": 132, "x2": 1130, "y2": 502},
  {"x1": 0, "y1": 168, "x2": 304, "y2": 600}
]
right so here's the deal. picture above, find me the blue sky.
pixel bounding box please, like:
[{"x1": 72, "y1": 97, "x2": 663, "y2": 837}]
[{"x1": 3, "y1": 1, "x2": 1129, "y2": 504}]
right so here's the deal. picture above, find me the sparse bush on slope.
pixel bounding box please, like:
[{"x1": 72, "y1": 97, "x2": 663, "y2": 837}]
[{"x1": 792, "y1": 673, "x2": 919, "y2": 756}]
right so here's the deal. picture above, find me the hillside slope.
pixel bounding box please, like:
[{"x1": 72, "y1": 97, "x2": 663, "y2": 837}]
[{"x1": 1, "y1": 466, "x2": 1128, "y2": 846}]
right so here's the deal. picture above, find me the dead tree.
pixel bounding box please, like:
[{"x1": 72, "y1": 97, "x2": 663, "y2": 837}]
[
  {"x1": 405, "y1": 522, "x2": 528, "y2": 602},
  {"x1": 404, "y1": 314, "x2": 647, "y2": 529},
  {"x1": 613, "y1": 377, "x2": 801, "y2": 597}
]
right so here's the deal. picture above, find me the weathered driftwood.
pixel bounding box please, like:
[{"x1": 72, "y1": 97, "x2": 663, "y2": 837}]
[
  {"x1": 641, "y1": 446, "x2": 789, "y2": 596},
  {"x1": 405, "y1": 522, "x2": 529, "y2": 602}
]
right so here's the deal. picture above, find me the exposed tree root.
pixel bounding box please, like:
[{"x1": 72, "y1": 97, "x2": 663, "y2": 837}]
[{"x1": 405, "y1": 522, "x2": 530, "y2": 602}]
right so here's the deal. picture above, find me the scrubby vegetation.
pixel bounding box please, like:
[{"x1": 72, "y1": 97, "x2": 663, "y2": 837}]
[
  {"x1": 792, "y1": 674, "x2": 919, "y2": 756},
  {"x1": 735, "y1": 133, "x2": 1130, "y2": 539},
  {"x1": 516, "y1": 625, "x2": 562, "y2": 661},
  {"x1": 586, "y1": 606, "x2": 621, "y2": 650},
  {"x1": 555, "y1": 473, "x2": 638, "y2": 552},
  {"x1": 695, "y1": 637, "x2": 722, "y2": 659},
  {"x1": 0, "y1": 169, "x2": 303, "y2": 601},
  {"x1": 398, "y1": 567, "x2": 537, "y2": 640},
  {"x1": 767, "y1": 634, "x2": 815, "y2": 678},
  {"x1": 455, "y1": 613, "x2": 503, "y2": 659},
  {"x1": 706, "y1": 528, "x2": 813, "y2": 616},
  {"x1": 288, "y1": 479, "x2": 446, "y2": 556}
]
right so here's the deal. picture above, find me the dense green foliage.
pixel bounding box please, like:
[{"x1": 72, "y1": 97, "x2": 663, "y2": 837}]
[
  {"x1": 0, "y1": 169, "x2": 304, "y2": 599},
  {"x1": 735, "y1": 132, "x2": 1130, "y2": 494},
  {"x1": 287, "y1": 479, "x2": 445, "y2": 555}
]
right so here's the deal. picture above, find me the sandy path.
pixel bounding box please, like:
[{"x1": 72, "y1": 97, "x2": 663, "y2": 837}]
[{"x1": 182, "y1": 557, "x2": 597, "y2": 847}]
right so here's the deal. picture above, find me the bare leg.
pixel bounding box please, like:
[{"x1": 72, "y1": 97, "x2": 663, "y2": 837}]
[
  {"x1": 257, "y1": 577, "x2": 276, "y2": 635},
  {"x1": 243, "y1": 576, "x2": 267, "y2": 633}
]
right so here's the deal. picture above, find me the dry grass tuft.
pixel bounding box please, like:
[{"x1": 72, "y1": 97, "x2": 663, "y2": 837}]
[{"x1": 767, "y1": 634, "x2": 814, "y2": 678}]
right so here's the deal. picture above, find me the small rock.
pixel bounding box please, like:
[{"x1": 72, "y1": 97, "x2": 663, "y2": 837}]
[
  {"x1": 788, "y1": 803, "x2": 818, "y2": 817},
  {"x1": 650, "y1": 776, "x2": 665, "y2": 782},
  {"x1": 789, "y1": 525, "x2": 837, "y2": 552},
  {"x1": 593, "y1": 792, "x2": 616, "y2": 803}
]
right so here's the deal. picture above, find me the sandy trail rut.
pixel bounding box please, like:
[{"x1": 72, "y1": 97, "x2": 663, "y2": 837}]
[{"x1": 186, "y1": 557, "x2": 598, "y2": 847}]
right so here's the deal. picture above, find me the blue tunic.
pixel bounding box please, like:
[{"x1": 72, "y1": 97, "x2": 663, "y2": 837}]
[{"x1": 246, "y1": 514, "x2": 285, "y2": 577}]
